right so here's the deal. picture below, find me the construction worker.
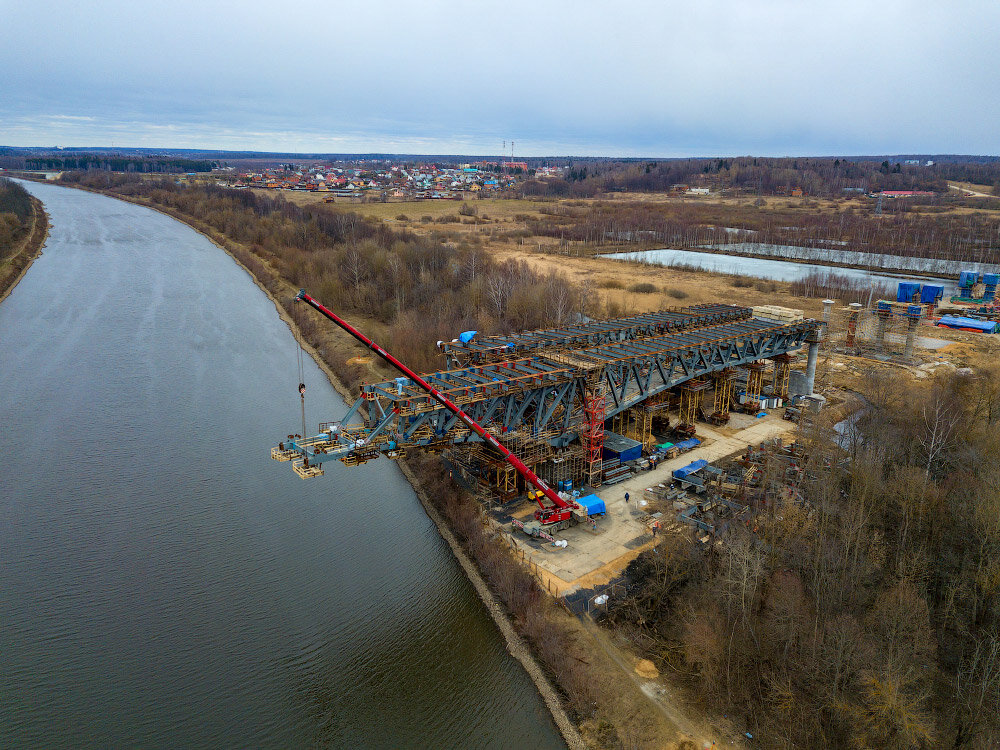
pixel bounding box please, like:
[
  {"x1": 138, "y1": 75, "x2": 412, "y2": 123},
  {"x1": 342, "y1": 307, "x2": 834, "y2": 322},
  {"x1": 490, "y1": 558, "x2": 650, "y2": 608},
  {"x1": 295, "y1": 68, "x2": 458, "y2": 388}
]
[
  {"x1": 652, "y1": 520, "x2": 660, "y2": 536},
  {"x1": 624, "y1": 492, "x2": 630, "y2": 504}
]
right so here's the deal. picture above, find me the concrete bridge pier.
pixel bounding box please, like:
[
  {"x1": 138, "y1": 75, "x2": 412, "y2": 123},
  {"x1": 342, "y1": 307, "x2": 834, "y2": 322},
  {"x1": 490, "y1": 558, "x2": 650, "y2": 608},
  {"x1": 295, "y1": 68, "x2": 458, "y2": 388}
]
[
  {"x1": 903, "y1": 315, "x2": 920, "y2": 359},
  {"x1": 805, "y1": 330, "x2": 821, "y2": 395}
]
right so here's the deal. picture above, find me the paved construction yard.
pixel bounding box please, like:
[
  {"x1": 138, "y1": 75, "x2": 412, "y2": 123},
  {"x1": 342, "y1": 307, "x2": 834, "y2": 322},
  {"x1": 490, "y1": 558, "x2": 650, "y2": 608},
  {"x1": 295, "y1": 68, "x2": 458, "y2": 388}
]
[{"x1": 503, "y1": 411, "x2": 797, "y2": 596}]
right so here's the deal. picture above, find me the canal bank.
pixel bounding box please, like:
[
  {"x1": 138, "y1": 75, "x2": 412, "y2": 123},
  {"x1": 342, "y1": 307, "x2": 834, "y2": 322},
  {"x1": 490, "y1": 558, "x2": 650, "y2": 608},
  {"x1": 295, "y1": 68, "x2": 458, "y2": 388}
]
[
  {"x1": 0, "y1": 193, "x2": 49, "y2": 303},
  {"x1": 3, "y1": 180, "x2": 566, "y2": 749}
]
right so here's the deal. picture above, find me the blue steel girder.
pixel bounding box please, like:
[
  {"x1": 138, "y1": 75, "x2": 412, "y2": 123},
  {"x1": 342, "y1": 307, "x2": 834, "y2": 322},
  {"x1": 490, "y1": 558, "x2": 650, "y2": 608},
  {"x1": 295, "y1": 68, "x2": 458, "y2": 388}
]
[
  {"x1": 443, "y1": 303, "x2": 752, "y2": 364},
  {"x1": 294, "y1": 317, "x2": 819, "y2": 463}
]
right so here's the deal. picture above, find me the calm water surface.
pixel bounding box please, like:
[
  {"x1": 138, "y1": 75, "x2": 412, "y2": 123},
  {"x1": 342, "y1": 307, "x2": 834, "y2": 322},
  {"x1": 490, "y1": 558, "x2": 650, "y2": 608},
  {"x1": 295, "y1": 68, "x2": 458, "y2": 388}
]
[
  {"x1": 605, "y1": 247, "x2": 961, "y2": 295},
  {"x1": 0, "y1": 181, "x2": 564, "y2": 749}
]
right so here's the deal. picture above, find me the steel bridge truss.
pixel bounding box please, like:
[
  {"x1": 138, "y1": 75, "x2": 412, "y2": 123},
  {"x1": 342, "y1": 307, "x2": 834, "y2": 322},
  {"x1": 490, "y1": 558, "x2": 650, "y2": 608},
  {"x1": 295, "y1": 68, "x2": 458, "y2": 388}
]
[
  {"x1": 287, "y1": 316, "x2": 820, "y2": 466},
  {"x1": 442, "y1": 304, "x2": 751, "y2": 366}
]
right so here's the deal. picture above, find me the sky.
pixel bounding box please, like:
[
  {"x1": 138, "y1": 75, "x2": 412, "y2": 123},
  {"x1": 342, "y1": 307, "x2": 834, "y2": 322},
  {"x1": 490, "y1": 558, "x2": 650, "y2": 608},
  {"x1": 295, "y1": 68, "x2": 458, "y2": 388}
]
[{"x1": 2, "y1": 0, "x2": 998, "y2": 157}]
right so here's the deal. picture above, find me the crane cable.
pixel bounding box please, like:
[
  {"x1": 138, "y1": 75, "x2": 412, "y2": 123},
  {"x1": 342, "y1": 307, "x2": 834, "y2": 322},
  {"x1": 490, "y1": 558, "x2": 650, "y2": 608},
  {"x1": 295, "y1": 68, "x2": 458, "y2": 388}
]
[{"x1": 295, "y1": 323, "x2": 307, "y2": 440}]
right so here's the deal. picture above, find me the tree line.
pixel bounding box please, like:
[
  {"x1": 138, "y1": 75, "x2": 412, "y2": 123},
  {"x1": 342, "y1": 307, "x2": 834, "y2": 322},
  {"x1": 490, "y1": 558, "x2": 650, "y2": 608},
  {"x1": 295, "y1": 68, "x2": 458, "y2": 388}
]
[
  {"x1": 522, "y1": 157, "x2": 1000, "y2": 199},
  {"x1": 605, "y1": 370, "x2": 1000, "y2": 747},
  {"x1": 0, "y1": 177, "x2": 33, "y2": 261},
  {"x1": 0, "y1": 155, "x2": 215, "y2": 173},
  {"x1": 521, "y1": 199, "x2": 1000, "y2": 266}
]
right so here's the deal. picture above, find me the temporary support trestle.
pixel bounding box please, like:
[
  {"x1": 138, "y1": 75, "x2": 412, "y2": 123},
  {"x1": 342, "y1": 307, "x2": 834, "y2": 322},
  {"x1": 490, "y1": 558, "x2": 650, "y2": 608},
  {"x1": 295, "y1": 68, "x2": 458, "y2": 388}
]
[
  {"x1": 710, "y1": 368, "x2": 735, "y2": 424},
  {"x1": 583, "y1": 377, "x2": 606, "y2": 488},
  {"x1": 770, "y1": 354, "x2": 791, "y2": 399},
  {"x1": 678, "y1": 379, "x2": 710, "y2": 426},
  {"x1": 743, "y1": 361, "x2": 767, "y2": 412},
  {"x1": 612, "y1": 405, "x2": 654, "y2": 450}
]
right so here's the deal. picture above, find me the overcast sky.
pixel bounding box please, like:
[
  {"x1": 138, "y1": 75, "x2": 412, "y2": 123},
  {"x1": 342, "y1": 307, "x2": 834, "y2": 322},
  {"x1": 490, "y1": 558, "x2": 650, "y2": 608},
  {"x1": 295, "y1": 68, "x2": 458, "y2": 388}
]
[{"x1": 2, "y1": 0, "x2": 998, "y2": 157}]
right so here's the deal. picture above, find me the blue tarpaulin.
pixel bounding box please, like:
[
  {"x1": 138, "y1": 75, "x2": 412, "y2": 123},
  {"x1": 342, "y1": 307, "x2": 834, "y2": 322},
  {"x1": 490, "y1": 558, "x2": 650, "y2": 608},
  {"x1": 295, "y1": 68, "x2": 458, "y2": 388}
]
[
  {"x1": 674, "y1": 438, "x2": 701, "y2": 451},
  {"x1": 984, "y1": 274, "x2": 999, "y2": 286},
  {"x1": 458, "y1": 330, "x2": 477, "y2": 343},
  {"x1": 959, "y1": 271, "x2": 979, "y2": 288},
  {"x1": 673, "y1": 459, "x2": 708, "y2": 480},
  {"x1": 937, "y1": 316, "x2": 997, "y2": 333},
  {"x1": 897, "y1": 282, "x2": 922, "y2": 302},
  {"x1": 920, "y1": 285, "x2": 944, "y2": 304},
  {"x1": 577, "y1": 494, "x2": 606, "y2": 516}
]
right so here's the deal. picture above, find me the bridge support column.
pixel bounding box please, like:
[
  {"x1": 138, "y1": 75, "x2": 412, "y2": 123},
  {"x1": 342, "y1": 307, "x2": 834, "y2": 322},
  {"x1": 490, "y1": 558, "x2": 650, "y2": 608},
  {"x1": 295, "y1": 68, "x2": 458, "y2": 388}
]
[
  {"x1": 805, "y1": 331, "x2": 821, "y2": 395},
  {"x1": 903, "y1": 315, "x2": 920, "y2": 359},
  {"x1": 875, "y1": 310, "x2": 890, "y2": 347}
]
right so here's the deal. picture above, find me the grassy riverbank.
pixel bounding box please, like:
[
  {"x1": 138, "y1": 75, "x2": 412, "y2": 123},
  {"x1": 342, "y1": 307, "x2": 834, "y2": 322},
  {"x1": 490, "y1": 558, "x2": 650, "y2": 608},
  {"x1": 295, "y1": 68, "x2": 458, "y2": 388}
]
[{"x1": 0, "y1": 179, "x2": 49, "y2": 302}]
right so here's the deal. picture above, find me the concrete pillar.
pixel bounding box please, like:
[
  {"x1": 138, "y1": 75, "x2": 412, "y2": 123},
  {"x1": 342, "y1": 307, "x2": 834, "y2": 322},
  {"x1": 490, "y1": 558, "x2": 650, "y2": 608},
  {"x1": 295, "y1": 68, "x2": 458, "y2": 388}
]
[
  {"x1": 822, "y1": 299, "x2": 835, "y2": 324},
  {"x1": 875, "y1": 311, "x2": 889, "y2": 346},
  {"x1": 903, "y1": 316, "x2": 919, "y2": 359},
  {"x1": 805, "y1": 333, "x2": 820, "y2": 395},
  {"x1": 844, "y1": 302, "x2": 861, "y2": 349}
]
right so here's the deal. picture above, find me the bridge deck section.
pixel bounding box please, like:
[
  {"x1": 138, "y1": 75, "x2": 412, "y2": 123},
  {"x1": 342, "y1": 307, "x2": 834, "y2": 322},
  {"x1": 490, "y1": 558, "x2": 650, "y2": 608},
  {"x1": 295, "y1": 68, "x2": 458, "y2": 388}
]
[{"x1": 442, "y1": 303, "x2": 750, "y2": 364}]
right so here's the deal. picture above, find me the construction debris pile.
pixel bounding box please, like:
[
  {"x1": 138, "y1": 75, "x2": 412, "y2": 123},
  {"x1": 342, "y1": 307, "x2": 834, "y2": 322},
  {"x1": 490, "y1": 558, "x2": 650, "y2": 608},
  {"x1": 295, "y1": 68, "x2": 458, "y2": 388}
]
[{"x1": 639, "y1": 436, "x2": 846, "y2": 544}]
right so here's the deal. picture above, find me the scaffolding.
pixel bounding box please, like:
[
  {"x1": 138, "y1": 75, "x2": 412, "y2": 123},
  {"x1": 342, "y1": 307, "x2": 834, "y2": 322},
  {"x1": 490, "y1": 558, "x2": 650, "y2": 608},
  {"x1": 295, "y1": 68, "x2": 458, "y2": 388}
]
[
  {"x1": 612, "y1": 405, "x2": 654, "y2": 450},
  {"x1": 770, "y1": 354, "x2": 791, "y2": 398},
  {"x1": 678, "y1": 379, "x2": 710, "y2": 426},
  {"x1": 710, "y1": 368, "x2": 735, "y2": 424},
  {"x1": 583, "y1": 378, "x2": 606, "y2": 488},
  {"x1": 539, "y1": 447, "x2": 586, "y2": 488},
  {"x1": 742, "y1": 361, "x2": 767, "y2": 411},
  {"x1": 832, "y1": 301, "x2": 925, "y2": 360}
]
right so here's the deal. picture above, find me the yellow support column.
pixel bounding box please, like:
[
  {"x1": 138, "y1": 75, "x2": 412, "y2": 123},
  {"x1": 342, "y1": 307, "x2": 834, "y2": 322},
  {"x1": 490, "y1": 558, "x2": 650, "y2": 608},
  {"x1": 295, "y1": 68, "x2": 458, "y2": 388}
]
[
  {"x1": 743, "y1": 362, "x2": 766, "y2": 412},
  {"x1": 711, "y1": 368, "x2": 734, "y2": 423},
  {"x1": 770, "y1": 354, "x2": 791, "y2": 399}
]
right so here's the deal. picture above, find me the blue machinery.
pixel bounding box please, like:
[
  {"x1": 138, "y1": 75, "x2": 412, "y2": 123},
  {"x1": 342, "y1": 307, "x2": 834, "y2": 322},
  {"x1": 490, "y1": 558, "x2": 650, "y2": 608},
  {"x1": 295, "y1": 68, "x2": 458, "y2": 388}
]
[{"x1": 274, "y1": 302, "x2": 823, "y2": 487}]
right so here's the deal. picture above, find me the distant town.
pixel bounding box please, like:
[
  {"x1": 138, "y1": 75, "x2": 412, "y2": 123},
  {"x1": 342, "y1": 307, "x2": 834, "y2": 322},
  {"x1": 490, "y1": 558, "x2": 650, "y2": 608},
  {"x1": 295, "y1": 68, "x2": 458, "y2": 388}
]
[{"x1": 220, "y1": 161, "x2": 565, "y2": 200}]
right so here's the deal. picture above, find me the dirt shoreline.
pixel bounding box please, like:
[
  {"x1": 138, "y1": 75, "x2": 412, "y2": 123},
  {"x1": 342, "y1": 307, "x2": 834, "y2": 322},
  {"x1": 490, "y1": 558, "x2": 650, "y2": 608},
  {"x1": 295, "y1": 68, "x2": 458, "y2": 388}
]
[
  {"x1": 45, "y1": 182, "x2": 585, "y2": 750},
  {"x1": 0, "y1": 196, "x2": 50, "y2": 304}
]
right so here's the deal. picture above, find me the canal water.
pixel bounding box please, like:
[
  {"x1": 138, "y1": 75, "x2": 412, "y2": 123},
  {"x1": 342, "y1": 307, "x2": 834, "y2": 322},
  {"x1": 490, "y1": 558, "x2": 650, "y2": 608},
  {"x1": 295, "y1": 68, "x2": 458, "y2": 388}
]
[
  {"x1": 604, "y1": 247, "x2": 963, "y2": 296},
  {"x1": 0, "y1": 181, "x2": 564, "y2": 749}
]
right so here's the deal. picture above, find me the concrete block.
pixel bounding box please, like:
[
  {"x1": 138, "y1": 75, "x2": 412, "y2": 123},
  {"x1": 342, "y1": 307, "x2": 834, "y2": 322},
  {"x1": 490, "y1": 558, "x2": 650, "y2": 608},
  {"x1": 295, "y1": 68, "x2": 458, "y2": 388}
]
[
  {"x1": 804, "y1": 394, "x2": 827, "y2": 413},
  {"x1": 788, "y1": 370, "x2": 809, "y2": 397}
]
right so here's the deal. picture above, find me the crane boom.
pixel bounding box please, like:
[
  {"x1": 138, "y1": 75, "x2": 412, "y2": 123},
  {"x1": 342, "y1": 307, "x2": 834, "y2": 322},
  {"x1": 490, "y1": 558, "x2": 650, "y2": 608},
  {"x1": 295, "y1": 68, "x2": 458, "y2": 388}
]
[{"x1": 294, "y1": 290, "x2": 576, "y2": 523}]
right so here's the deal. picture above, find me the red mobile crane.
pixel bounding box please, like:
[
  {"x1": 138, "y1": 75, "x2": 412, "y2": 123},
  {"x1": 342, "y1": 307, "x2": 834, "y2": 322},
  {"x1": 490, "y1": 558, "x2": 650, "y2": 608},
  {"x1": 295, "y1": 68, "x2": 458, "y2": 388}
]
[{"x1": 294, "y1": 290, "x2": 580, "y2": 527}]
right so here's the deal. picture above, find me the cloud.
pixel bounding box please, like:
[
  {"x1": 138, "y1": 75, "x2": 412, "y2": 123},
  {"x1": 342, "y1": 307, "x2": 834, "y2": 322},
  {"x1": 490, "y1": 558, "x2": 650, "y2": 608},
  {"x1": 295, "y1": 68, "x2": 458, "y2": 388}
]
[{"x1": 1, "y1": 1, "x2": 997, "y2": 155}]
